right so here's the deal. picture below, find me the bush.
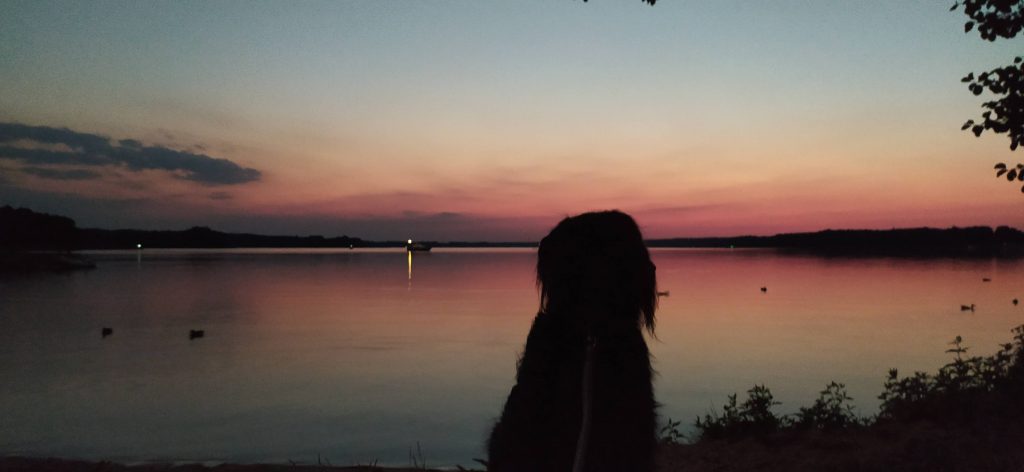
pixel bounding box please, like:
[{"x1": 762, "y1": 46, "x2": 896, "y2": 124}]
[
  {"x1": 695, "y1": 385, "x2": 782, "y2": 441},
  {"x1": 878, "y1": 325, "x2": 1024, "y2": 422},
  {"x1": 658, "y1": 418, "x2": 685, "y2": 444},
  {"x1": 791, "y1": 382, "x2": 863, "y2": 431},
  {"x1": 693, "y1": 325, "x2": 1024, "y2": 442}
]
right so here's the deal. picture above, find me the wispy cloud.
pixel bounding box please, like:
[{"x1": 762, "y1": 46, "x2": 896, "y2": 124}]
[
  {"x1": 633, "y1": 203, "x2": 731, "y2": 216},
  {"x1": 19, "y1": 166, "x2": 102, "y2": 181},
  {"x1": 0, "y1": 122, "x2": 261, "y2": 185}
]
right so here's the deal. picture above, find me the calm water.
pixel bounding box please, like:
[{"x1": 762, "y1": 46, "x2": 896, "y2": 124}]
[{"x1": 2, "y1": 248, "x2": 1022, "y2": 466}]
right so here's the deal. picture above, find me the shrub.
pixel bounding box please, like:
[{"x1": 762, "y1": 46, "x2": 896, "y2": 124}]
[
  {"x1": 878, "y1": 325, "x2": 1024, "y2": 422},
  {"x1": 693, "y1": 324, "x2": 1024, "y2": 442},
  {"x1": 791, "y1": 381, "x2": 863, "y2": 431},
  {"x1": 695, "y1": 385, "x2": 782, "y2": 441},
  {"x1": 658, "y1": 418, "x2": 685, "y2": 444}
]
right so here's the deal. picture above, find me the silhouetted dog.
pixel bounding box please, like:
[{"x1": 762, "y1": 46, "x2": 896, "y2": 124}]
[{"x1": 488, "y1": 211, "x2": 658, "y2": 472}]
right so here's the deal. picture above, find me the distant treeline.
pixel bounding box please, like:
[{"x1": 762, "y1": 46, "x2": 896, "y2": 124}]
[
  {"x1": 77, "y1": 228, "x2": 538, "y2": 249},
  {"x1": 79, "y1": 226, "x2": 368, "y2": 249},
  {"x1": 0, "y1": 205, "x2": 78, "y2": 250},
  {"x1": 2, "y1": 205, "x2": 1023, "y2": 256},
  {"x1": 0, "y1": 205, "x2": 367, "y2": 250},
  {"x1": 648, "y1": 227, "x2": 1024, "y2": 257}
]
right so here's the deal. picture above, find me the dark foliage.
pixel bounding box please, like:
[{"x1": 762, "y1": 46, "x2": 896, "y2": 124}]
[
  {"x1": 695, "y1": 382, "x2": 864, "y2": 442},
  {"x1": 658, "y1": 418, "x2": 685, "y2": 444},
  {"x1": 695, "y1": 324, "x2": 1024, "y2": 443},
  {"x1": 0, "y1": 205, "x2": 77, "y2": 250},
  {"x1": 878, "y1": 326, "x2": 1024, "y2": 423},
  {"x1": 951, "y1": 0, "x2": 1024, "y2": 192},
  {"x1": 790, "y1": 382, "x2": 864, "y2": 431},
  {"x1": 954, "y1": 0, "x2": 1024, "y2": 41},
  {"x1": 694, "y1": 385, "x2": 784, "y2": 441}
]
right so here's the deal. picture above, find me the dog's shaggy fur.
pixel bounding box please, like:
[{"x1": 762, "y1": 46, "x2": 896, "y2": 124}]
[{"x1": 487, "y1": 211, "x2": 658, "y2": 472}]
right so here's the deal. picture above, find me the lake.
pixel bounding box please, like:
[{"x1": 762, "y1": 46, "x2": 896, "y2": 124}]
[{"x1": 1, "y1": 248, "x2": 1022, "y2": 467}]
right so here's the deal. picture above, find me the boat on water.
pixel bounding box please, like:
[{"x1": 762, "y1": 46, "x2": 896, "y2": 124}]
[{"x1": 406, "y1": 239, "x2": 432, "y2": 252}]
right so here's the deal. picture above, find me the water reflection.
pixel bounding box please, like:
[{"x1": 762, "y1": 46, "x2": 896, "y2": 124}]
[{"x1": 0, "y1": 248, "x2": 1021, "y2": 466}]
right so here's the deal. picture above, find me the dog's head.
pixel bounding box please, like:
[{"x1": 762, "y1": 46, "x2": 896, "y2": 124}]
[{"x1": 537, "y1": 210, "x2": 657, "y2": 334}]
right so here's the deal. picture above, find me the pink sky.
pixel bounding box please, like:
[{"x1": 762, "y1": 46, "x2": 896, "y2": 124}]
[{"x1": 1, "y1": 2, "x2": 1021, "y2": 240}]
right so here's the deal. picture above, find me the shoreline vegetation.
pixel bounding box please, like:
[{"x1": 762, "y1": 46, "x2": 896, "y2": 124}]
[
  {"x1": 3, "y1": 205, "x2": 1024, "y2": 256},
  {"x1": 659, "y1": 324, "x2": 1024, "y2": 471},
  {"x1": 6, "y1": 325, "x2": 1024, "y2": 471}
]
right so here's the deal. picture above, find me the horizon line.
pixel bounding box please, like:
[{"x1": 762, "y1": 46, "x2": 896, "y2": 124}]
[{"x1": 79, "y1": 222, "x2": 1023, "y2": 246}]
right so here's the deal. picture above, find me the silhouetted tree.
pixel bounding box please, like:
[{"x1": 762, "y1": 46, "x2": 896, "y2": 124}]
[{"x1": 951, "y1": 0, "x2": 1024, "y2": 192}]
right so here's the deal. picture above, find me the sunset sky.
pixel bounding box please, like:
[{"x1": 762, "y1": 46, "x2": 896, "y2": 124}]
[{"x1": 1, "y1": 1, "x2": 1021, "y2": 241}]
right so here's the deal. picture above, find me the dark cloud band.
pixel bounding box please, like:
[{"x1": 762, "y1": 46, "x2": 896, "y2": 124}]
[
  {"x1": 0, "y1": 122, "x2": 261, "y2": 185},
  {"x1": 20, "y1": 166, "x2": 102, "y2": 181}
]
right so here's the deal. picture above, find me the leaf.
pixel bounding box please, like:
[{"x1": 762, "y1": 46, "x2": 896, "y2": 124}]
[
  {"x1": 995, "y1": 163, "x2": 1007, "y2": 169},
  {"x1": 962, "y1": 73, "x2": 974, "y2": 83},
  {"x1": 1008, "y1": 169, "x2": 1018, "y2": 181},
  {"x1": 965, "y1": 21, "x2": 974, "y2": 33},
  {"x1": 1021, "y1": 184, "x2": 1024, "y2": 193},
  {"x1": 972, "y1": 125, "x2": 984, "y2": 136},
  {"x1": 962, "y1": 120, "x2": 974, "y2": 130},
  {"x1": 1018, "y1": 171, "x2": 1024, "y2": 181},
  {"x1": 1018, "y1": 164, "x2": 1023, "y2": 169},
  {"x1": 1016, "y1": 57, "x2": 1023, "y2": 64},
  {"x1": 998, "y1": 169, "x2": 1008, "y2": 177},
  {"x1": 949, "y1": 2, "x2": 957, "y2": 11}
]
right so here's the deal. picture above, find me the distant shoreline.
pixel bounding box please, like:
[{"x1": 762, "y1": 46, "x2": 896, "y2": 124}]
[
  {"x1": 74, "y1": 225, "x2": 1024, "y2": 258},
  {"x1": 3, "y1": 206, "x2": 1023, "y2": 257}
]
